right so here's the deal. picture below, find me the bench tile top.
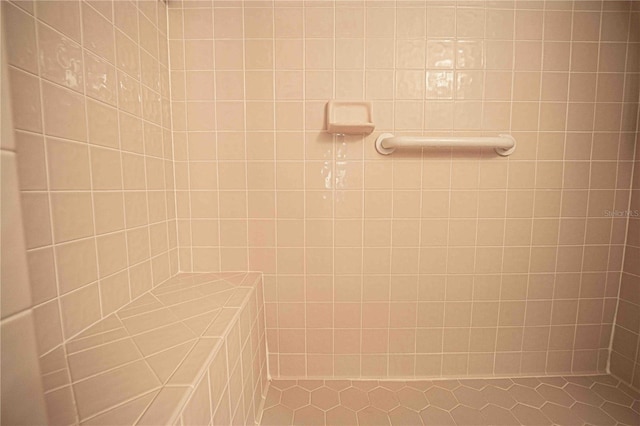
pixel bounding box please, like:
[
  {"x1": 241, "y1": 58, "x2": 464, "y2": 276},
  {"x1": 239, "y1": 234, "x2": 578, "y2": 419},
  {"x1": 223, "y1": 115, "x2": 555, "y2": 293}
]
[{"x1": 42, "y1": 272, "x2": 262, "y2": 425}]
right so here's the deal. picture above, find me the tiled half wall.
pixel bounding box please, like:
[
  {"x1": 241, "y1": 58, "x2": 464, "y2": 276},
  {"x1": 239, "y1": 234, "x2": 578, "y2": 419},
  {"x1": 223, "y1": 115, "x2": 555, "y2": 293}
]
[{"x1": 39, "y1": 272, "x2": 268, "y2": 425}]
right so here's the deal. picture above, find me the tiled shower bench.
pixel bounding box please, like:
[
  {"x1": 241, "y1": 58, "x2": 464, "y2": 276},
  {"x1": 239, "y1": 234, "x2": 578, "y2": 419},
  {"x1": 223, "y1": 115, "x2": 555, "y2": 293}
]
[{"x1": 40, "y1": 272, "x2": 269, "y2": 425}]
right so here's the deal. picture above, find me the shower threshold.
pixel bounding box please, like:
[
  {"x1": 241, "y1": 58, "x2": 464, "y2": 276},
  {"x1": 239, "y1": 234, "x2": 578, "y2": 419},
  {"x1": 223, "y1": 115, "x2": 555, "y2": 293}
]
[{"x1": 259, "y1": 375, "x2": 639, "y2": 425}]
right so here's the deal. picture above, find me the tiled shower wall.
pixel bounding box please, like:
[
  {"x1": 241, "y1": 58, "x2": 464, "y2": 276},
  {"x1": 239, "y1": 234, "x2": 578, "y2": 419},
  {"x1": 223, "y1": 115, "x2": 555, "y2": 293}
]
[
  {"x1": 610, "y1": 118, "x2": 640, "y2": 388},
  {"x1": 5, "y1": 0, "x2": 640, "y2": 395},
  {"x1": 3, "y1": 0, "x2": 178, "y2": 390},
  {"x1": 169, "y1": 0, "x2": 639, "y2": 379}
]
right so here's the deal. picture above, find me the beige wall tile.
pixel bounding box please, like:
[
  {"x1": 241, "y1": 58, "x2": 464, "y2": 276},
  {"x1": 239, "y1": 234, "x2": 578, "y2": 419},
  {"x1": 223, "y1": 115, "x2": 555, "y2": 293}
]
[
  {"x1": 47, "y1": 138, "x2": 91, "y2": 190},
  {"x1": 87, "y1": 99, "x2": 119, "y2": 148},
  {"x1": 60, "y1": 282, "x2": 102, "y2": 338},
  {"x1": 84, "y1": 51, "x2": 118, "y2": 106},
  {"x1": 0, "y1": 151, "x2": 31, "y2": 319},
  {"x1": 32, "y1": 300, "x2": 63, "y2": 356},
  {"x1": 26, "y1": 247, "x2": 56, "y2": 304},
  {"x1": 81, "y1": 2, "x2": 114, "y2": 63},
  {"x1": 3, "y1": 2, "x2": 38, "y2": 73},
  {"x1": 37, "y1": 23, "x2": 83, "y2": 92},
  {"x1": 96, "y1": 231, "x2": 128, "y2": 277},
  {"x1": 50, "y1": 192, "x2": 94, "y2": 243},
  {"x1": 15, "y1": 132, "x2": 47, "y2": 190},
  {"x1": 90, "y1": 146, "x2": 123, "y2": 189},
  {"x1": 93, "y1": 192, "x2": 125, "y2": 234},
  {"x1": 35, "y1": 0, "x2": 81, "y2": 41},
  {"x1": 20, "y1": 192, "x2": 52, "y2": 249},
  {"x1": 42, "y1": 81, "x2": 87, "y2": 142},
  {"x1": 8, "y1": 68, "x2": 42, "y2": 132}
]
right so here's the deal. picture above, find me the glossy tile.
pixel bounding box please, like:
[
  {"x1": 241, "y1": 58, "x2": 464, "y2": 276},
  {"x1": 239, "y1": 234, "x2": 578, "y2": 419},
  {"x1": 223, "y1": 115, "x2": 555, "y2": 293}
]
[
  {"x1": 37, "y1": 23, "x2": 83, "y2": 91},
  {"x1": 84, "y1": 51, "x2": 117, "y2": 105}
]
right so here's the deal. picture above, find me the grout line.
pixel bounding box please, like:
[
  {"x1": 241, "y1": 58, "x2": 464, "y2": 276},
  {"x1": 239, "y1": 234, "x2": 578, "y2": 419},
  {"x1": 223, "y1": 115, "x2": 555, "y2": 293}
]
[
  {"x1": 359, "y1": 0, "x2": 367, "y2": 383},
  {"x1": 205, "y1": 340, "x2": 215, "y2": 424},
  {"x1": 463, "y1": 0, "x2": 490, "y2": 377},
  {"x1": 111, "y1": 1, "x2": 135, "y2": 310},
  {"x1": 492, "y1": 1, "x2": 518, "y2": 377},
  {"x1": 302, "y1": 1, "x2": 312, "y2": 380},
  {"x1": 78, "y1": 2, "x2": 104, "y2": 320},
  {"x1": 219, "y1": 1, "x2": 240, "y2": 419},
  {"x1": 570, "y1": 0, "x2": 604, "y2": 374},
  {"x1": 162, "y1": 0, "x2": 181, "y2": 276},
  {"x1": 333, "y1": 0, "x2": 342, "y2": 383},
  {"x1": 133, "y1": 0, "x2": 158, "y2": 294},
  {"x1": 518, "y1": 3, "x2": 548, "y2": 375},
  {"x1": 386, "y1": 0, "x2": 399, "y2": 380},
  {"x1": 236, "y1": 5, "x2": 252, "y2": 418},
  {"x1": 440, "y1": 0, "x2": 459, "y2": 380},
  {"x1": 181, "y1": 0, "x2": 196, "y2": 274},
  {"x1": 544, "y1": 0, "x2": 576, "y2": 377},
  {"x1": 411, "y1": 0, "x2": 428, "y2": 380},
  {"x1": 241, "y1": 0, "x2": 250, "y2": 275}
]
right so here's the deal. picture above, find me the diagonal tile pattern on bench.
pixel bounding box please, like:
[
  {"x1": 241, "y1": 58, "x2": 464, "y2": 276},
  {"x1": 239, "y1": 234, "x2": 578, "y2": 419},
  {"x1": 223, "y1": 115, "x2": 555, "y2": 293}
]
[{"x1": 39, "y1": 272, "x2": 268, "y2": 425}]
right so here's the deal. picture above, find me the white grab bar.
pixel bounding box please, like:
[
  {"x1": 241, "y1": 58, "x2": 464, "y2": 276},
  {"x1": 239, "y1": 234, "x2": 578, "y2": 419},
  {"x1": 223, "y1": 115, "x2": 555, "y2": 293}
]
[{"x1": 375, "y1": 133, "x2": 517, "y2": 156}]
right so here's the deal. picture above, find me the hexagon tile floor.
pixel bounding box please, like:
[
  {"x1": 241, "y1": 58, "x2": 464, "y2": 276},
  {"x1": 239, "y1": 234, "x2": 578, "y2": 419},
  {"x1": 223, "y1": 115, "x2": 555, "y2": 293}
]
[{"x1": 260, "y1": 375, "x2": 640, "y2": 425}]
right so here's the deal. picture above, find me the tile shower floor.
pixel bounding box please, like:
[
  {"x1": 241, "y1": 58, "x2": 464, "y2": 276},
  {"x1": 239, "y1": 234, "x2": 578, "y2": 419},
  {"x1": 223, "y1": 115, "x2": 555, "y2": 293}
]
[{"x1": 260, "y1": 375, "x2": 640, "y2": 425}]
